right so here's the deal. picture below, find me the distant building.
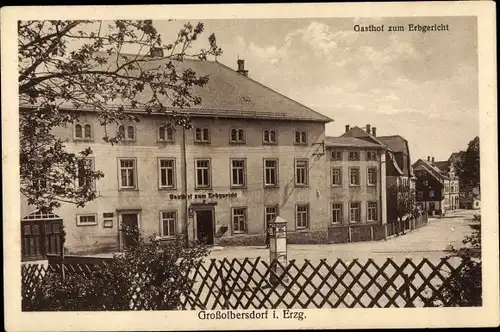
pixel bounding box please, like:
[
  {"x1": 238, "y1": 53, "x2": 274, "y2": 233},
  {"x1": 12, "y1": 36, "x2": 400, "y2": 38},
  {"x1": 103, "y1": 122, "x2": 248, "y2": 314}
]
[
  {"x1": 433, "y1": 157, "x2": 460, "y2": 211},
  {"x1": 413, "y1": 157, "x2": 448, "y2": 216}
]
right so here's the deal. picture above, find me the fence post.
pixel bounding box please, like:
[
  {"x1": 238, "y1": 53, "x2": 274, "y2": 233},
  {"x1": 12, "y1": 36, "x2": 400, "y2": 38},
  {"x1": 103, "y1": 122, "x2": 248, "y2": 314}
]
[
  {"x1": 403, "y1": 273, "x2": 415, "y2": 307},
  {"x1": 217, "y1": 261, "x2": 229, "y2": 309}
]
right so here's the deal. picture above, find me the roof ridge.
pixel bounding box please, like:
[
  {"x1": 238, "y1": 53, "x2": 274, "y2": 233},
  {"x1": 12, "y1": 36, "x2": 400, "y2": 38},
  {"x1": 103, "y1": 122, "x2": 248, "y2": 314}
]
[{"x1": 215, "y1": 61, "x2": 333, "y2": 123}]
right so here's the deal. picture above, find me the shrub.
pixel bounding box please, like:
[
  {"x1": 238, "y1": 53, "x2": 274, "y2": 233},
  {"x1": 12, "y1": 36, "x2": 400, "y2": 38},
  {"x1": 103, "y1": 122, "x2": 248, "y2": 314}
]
[
  {"x1": 23, "y1": 227, "x2": 208, "y2": 311},
  {"x1": 433, "y1": 228, "x2": 482, "y2": 307}
]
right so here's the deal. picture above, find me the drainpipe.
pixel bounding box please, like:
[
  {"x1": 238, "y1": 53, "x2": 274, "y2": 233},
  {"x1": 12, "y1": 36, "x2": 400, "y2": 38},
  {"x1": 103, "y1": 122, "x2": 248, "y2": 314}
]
[
  {"x1": 181, "y1": 126, "x2": 189, "y2": 245},
  {"x1": 380, "y1": 149, "x2": 387, "y2": 237}
]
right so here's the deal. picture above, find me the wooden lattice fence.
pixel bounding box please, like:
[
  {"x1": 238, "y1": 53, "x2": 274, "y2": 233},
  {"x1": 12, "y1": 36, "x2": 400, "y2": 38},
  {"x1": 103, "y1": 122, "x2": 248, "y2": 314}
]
[{"x1": 22, "y1": 256, "x2": 467, "y2": 310}]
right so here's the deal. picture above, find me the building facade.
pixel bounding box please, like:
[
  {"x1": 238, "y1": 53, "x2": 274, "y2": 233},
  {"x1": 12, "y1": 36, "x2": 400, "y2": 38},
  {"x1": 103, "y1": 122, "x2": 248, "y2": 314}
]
[
  {"x1": 413, "y1": 157, "x2": 447, "y2": 216},
  {"x1": 324, "y1": 125, "x2": 387, "y2": 243},
  {"x1": 377, "y1": 134, "x2": 415, "y2": 223}
]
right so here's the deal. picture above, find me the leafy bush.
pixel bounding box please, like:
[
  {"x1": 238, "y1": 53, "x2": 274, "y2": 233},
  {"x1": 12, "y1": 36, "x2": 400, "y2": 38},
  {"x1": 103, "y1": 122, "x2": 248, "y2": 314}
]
[
  {"x1": 434, "y1": 228, "x2": 482, "y2": 307},
  {"x1": 23, "y1": 227, "x2": 208, "y2": 311}
]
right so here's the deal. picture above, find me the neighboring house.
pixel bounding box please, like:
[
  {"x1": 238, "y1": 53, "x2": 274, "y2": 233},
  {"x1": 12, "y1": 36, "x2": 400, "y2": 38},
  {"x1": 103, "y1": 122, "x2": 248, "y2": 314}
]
[
  {"x1": 460, "y1": 184, "x2": 481, "y2": 209},
  {"x1": 433, "y1": 158, "x2": 460, "y2": 211},
  {"x1": 413, "y1": 157, "x2": 448, "y2": 216},
  {"x1": 21, "y1": 56, "x2": 336, "y2": 259},
  {"x1": 377, "y1": 134, "x2": 414, "y2": 223},
  {"x1": 324, "y1": 124, "x2": 388, "y2": 243}
]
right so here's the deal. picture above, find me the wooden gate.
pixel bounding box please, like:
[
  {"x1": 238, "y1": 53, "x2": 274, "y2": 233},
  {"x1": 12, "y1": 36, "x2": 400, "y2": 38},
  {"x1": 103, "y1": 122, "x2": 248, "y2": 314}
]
[{"x1": 22, "y1": 211, "x2": 62, "y2": 261}]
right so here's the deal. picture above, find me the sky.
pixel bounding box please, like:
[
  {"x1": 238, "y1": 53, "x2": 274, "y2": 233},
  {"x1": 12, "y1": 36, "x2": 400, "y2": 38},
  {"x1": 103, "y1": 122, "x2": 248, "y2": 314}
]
[{"x1": 151, "y1": 17, "x2": 479, "y2": 162}]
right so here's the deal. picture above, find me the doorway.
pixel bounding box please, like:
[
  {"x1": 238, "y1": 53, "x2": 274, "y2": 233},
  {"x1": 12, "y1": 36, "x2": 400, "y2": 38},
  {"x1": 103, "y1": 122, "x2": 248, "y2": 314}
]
[
  {"x1": 196, "y1": 210, "x2": 214, "y2": 245},
  {"x1": 21, "y1": 211, "x2": 62, "y2": 261},
  {"x1": 121, "y1": 213, "x2": 140, "y2": 248}
]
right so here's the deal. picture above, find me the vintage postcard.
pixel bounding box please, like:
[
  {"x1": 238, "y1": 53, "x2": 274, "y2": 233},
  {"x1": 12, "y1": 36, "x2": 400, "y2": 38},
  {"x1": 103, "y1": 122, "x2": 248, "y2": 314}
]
[{"x1": 2, "y1": 2, "x2": 498, "y2": 331}]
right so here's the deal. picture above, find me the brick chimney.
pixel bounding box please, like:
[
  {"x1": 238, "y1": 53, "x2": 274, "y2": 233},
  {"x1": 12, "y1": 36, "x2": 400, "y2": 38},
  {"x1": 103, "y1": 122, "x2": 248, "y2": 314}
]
[
  {"x1": 345, "y1": 125, "x2": 350, "y2": 133},
  {"x1": 427, "y1": 156, "x2": 430, "y2": 162},
  {"x1": 149, "y1": 47, "x2": 164, "y2": 58},
  {"x1": 372, "y1": 127, "x2": 377, "y2": 137},
  {"x1": 236, "y1": 59, "x2": 248, "y2": 77},
  {"x1": 366, "y1": 124, "x2": 371, "y2": 134},
  {"x1": 432, "y1": 157, "x2": 435, "y2": 163}
]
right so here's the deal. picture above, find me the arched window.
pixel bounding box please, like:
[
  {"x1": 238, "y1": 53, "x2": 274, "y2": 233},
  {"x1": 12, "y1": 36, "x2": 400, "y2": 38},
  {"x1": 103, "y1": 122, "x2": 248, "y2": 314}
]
[
  {"x1": 194, "y1": 127, "x2": 210, "y2": 143},
  {"x1": 117, "y1": 125, "x2": 125, "y2": 139},
  {"x1": 195, "y1": 128, "x2": 202, "y2": 142},
  {"x1": 238, "y1": 129, "x2": 244, "y2": 142},
  {"x1": 84, "y1": 124, "x2": 92, "y2": 139},
  {"x1": 158, "y1": 125, "x2": 174, "y2": 142},
  {"x1": 230, "y1": 128, "x2": 238, "y2": 142},
  {"x1": 263, "y1": 130, "x2": 270, "y2": 142},
  {"x1": 127, "y1": 125, "x2": 135, "y2": 140},
  {"x1": 294, "y1": 130, "x2": 307, "y2": 144},
  {"x1": 202, "y1": 128, "x2": 210, "y2": 141},
  {"x1": 269, "y1": 130, "x2": 276, "y2": 143},
  {"x1": 75, "y1": 124, "x2": 83, "y2": 138}
]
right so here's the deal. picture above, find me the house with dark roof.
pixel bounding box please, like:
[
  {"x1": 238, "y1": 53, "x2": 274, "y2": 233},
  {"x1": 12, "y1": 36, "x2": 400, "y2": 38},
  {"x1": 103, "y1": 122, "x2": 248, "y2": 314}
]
[
  {"x1": 413, "y1": 157, "x2": 450, "y2": 216},
  {"x1": 21, "y1": 56, "x2": 337, "y2": 259},
  {"x1": 323, "y1": 125, "x2": 388, "y2": 242}
]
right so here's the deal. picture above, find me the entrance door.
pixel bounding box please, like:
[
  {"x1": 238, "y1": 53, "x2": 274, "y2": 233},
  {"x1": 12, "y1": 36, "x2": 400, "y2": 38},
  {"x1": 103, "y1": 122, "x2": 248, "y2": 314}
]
[
  {"x1": 21, "y1": 211, "x2": 63, "y2": 261},
  {"x1": 196, "y1": 210, "x2": 214, "y2": 245},
  {"x1": 121, "y1": 213, "x2": 139, "y2": 248}
]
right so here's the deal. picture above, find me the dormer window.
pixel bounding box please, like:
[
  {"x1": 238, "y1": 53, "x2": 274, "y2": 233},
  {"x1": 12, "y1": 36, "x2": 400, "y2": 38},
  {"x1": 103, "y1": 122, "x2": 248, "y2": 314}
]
[
  {"x1": 158, "y1": 125, "x2": 174, "y2": 142},
  {"x1": 263, "y1": 129, "x2": 277, "y2": 144},
  {"x1": 195, "y1": 127, "x2": 210, "y2": 143},
  {"x1": 118, "y1": 124, "x2": 136, "y2": 141},
  {"x1": 294, "y1": 130, "x2": 307, "y2": 145},
  {"x1": 230, "y1": 128, "x2": 245, "y2": 143},
  {"x1": 74, "y1": 123, "x2": 93, "y2": 140}
]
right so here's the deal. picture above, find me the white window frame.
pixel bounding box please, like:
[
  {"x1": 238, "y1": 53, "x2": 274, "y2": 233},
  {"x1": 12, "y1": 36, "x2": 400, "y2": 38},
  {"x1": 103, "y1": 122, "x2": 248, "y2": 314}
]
[
  {"x1": 76, "y1": 213, "x2": 98, "y2": 226},
  {"x1": 366, "y1": 151, "x2": 377, "y2": 161},
  {"x1": 230, "y1": 128, "x2": 245, "y2": 144},
  {"x1": 159, "y1": 210, "x2": 177, "y2": 238},
  {"x1": 263, "y1": 129, "x2": 277, "y2": 144},
  {"x1": 230, "y1": 158, "x2": 246, "y2": 188},
  {"x1": 295, "y1": 158, "x2": 309, "y2": 187},
  {"x1": 195, "y1": 158, "x2": 212, "y2": 189},
  {"x1": 348, "y1": 151, "x2": 360, "y2": 161},
  {"x1": 118, "y1": 158, "x2": 138, "y2": 190},
  {"x1": 367, "y1": 201, "x2": 378, "y2": 222},
  {"x1": 294, "y1": 130, "x2": 308, "y2": 145},
  {"x1": 349, "y1": 202, "x2": 361, "y2": 223},
  {"x1": 264, "y1": 158, "x2": 279, "y2": 187},
  {"x1": 232, "y1": 207, "x2": 247, "y2": 234},
  {"x1": 367, "y1": 167, "x2": 377, "y2": 186},
  {"x1": 158, "y1": 158, "x2": 176, "y2": 189},
  {"x1": 349, "y1": 167, "x2": 360, "y2": 186},
  {"x1": 429, "y1": 190, "x2": 435, "y2": 198},
  {"x1": 332, "y1": 203, "x2": 343, "y2": 224},
  {"x1": 331, "y1": 167, "x2": 342, "y2": 187},
  {"x1": 76, "y1": 157, "x2": 96, "y2": 190},
  {"x1": 265, "y1": 205, "x2": 278, "y2": 228},
  {"x1": 158, "y1": 125, "x2": 175, "y2": 142},
  {"x1": 331, "y1": 150, "x2": 342, "y2": 161},
  {"x1": 117, "y1": 124, "x2": 136, "y2": 141},
  {"x1": 194, "y1": 127, "x2": 211, "y2": 143},
  {"x1": 296, "y1": 204, "x2": 309, "y2": 229}
]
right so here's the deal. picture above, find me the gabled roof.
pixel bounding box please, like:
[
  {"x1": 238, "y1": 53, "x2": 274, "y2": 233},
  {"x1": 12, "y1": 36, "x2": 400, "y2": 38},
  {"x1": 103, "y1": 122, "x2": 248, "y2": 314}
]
[
  {"x1": 413, "y1": 159, "x2": 450, "y2": 180},
  {"x1": 324, "y1": 136, "x2": 386, "y2": 148},
  {"x1": 377, "y1": 135, "x2": 409, "y2": 155},
  {"x1": 388, "y1": 151, "x2": 405, "y2": 175},
  {"x1": 433, "y1": 161, "x2": 451, "y2": 173},
  {"x1": 21, "y1": 54, "x2": 332, "y2": 123},
  {"x1": 448, "y1": 151, "x2": 464, "y2": 164},
  {"x1": 340, "y1": 126, "x2": 386, "y2": 146},
  {"x1": 414, "y1": 164, "x2": 444, "y2": 183}
]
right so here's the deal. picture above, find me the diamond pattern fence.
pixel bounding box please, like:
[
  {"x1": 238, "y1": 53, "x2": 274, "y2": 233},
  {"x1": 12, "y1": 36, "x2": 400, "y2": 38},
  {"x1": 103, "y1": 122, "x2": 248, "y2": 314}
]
[{"x1": 22, "y1": 256, "x2": 466, "y2": 310}]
